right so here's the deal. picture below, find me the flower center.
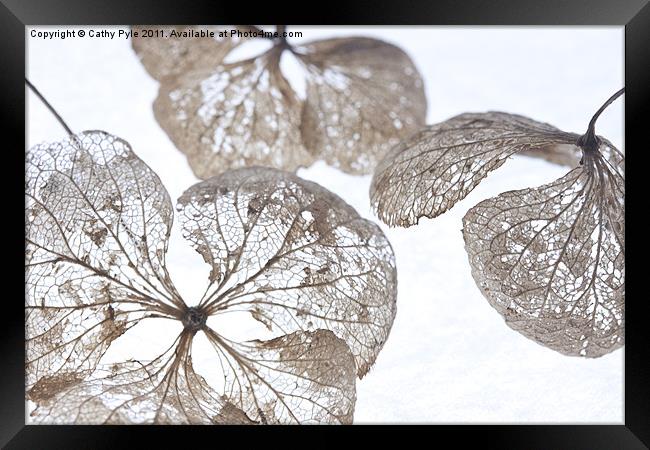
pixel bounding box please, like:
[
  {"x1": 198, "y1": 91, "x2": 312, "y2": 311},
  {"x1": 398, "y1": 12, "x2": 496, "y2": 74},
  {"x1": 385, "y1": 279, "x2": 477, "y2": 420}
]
[{"x1": 182, "y1": 307, "x2": 207, "y2": 332}]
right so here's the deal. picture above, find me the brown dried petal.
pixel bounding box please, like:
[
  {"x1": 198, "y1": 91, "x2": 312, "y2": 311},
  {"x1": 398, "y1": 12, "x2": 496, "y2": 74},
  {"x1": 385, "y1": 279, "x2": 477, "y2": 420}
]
[
  {"x1": 131, "y1": 25, "x2": 242, "y2": 82},
  {"x1": 177, "y1": 167, "x2": 397, "y2": 376},
  {"x1": 206, "y1": 329, "x2": 356, "y2": 424},
  {"x1": 154, "y1": 54, "x2": 314, "y2": 179},
  {"x1": 26, "y1": 131, "x2": 182, "y2": 398},
  {"x1": 298, "y1": 37, "x2": 427, "y2": 174},
  {"x1": 370, "y1": 112, "x2": 580, "y2": 227},
  {"x1": 462, "y1": 141, "x2": 624, "y2": 357},
  {"x1": 30, "y1": 333, "x2": 254, "y2": 424}
]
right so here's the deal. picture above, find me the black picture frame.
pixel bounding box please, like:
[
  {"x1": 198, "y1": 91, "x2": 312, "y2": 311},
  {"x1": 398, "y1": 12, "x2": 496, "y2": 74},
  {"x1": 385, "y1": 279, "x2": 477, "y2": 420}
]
[{"x1": 1, "y1": 1, "x2": 647, "y2": 448}]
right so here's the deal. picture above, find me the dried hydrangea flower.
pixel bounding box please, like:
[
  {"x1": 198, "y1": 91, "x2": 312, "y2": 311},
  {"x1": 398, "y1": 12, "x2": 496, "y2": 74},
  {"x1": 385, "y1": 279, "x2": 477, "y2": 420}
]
[
  {"x1": 370, "y1": 89, "x2": 624, "y2": 357},
  {"x1": 26, "y1": 128, "x2": 397, "y2": 424},
  {"x1": 132, "y1": 26, "x2": 427, "y2": 177}
]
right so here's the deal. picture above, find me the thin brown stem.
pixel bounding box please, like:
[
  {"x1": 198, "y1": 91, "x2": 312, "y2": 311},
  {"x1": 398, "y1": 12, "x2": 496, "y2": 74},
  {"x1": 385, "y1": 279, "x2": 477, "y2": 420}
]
[
  {"x1": 25, "y1": 78, "x2": 75, "y2": 137},
  {"x1": 578, "y1": 87, "x2": 625, "y2": 153},
  {"x1": 588, "y1": 87, "x2": 625, "y2": 135}
]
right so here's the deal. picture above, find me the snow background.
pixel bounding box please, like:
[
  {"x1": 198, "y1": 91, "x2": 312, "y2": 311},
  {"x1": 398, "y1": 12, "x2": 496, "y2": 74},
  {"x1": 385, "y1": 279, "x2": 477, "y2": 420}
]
[{"x1": 26, "y1": 26, "x2": 624, "y2": 424}]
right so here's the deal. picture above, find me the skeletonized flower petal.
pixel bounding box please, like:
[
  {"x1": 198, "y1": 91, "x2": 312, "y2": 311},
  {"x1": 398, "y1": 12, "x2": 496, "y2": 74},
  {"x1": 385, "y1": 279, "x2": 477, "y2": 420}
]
[
  {"x1": 205, "y1": 329, "x2": 356, "y2": 424},
  {"x1": 370, "y1": 112, "x2": 580, "y2": 227},
  {"x1": 26, "y1": 131, "x2": 182, "y2": 400},
  {"x1": 463, "y1": 140, "x2": 624, "y2": 356},
  {"x1": 297, "y1": 37, "x2": 427, "y2": 174},
  {"x1": 176, "y1": 167, "x2": 398, "y2": 376},
  {"x1": 154, "y1": 54, "x2": 313, "y2": 179}
]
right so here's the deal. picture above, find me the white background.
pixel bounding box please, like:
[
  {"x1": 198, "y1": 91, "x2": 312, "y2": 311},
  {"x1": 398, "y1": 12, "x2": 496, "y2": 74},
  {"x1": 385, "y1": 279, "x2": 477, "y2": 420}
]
[{"x1": 27, "y1": 26, "x2": 624, "y2": 424}]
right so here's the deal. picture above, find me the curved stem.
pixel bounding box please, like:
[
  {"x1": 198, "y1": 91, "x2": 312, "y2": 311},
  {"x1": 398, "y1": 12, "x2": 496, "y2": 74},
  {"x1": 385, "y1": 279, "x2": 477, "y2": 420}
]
[
  {"x1": 578, "y1": 87, "x2": 624, "y2": 152},
  {"x1": 587, "y1": 87, "x2": 625, "y2": 135},
  {"x1": 25, "y1": 78, "x2": 75, "y2": 137}
]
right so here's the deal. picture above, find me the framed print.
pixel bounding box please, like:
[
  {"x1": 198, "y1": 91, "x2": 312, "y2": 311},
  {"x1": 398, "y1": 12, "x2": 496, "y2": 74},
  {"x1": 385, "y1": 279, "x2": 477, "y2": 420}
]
[{"x1": 1, "y1": 0, "x2": 648, "y2": 448}]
